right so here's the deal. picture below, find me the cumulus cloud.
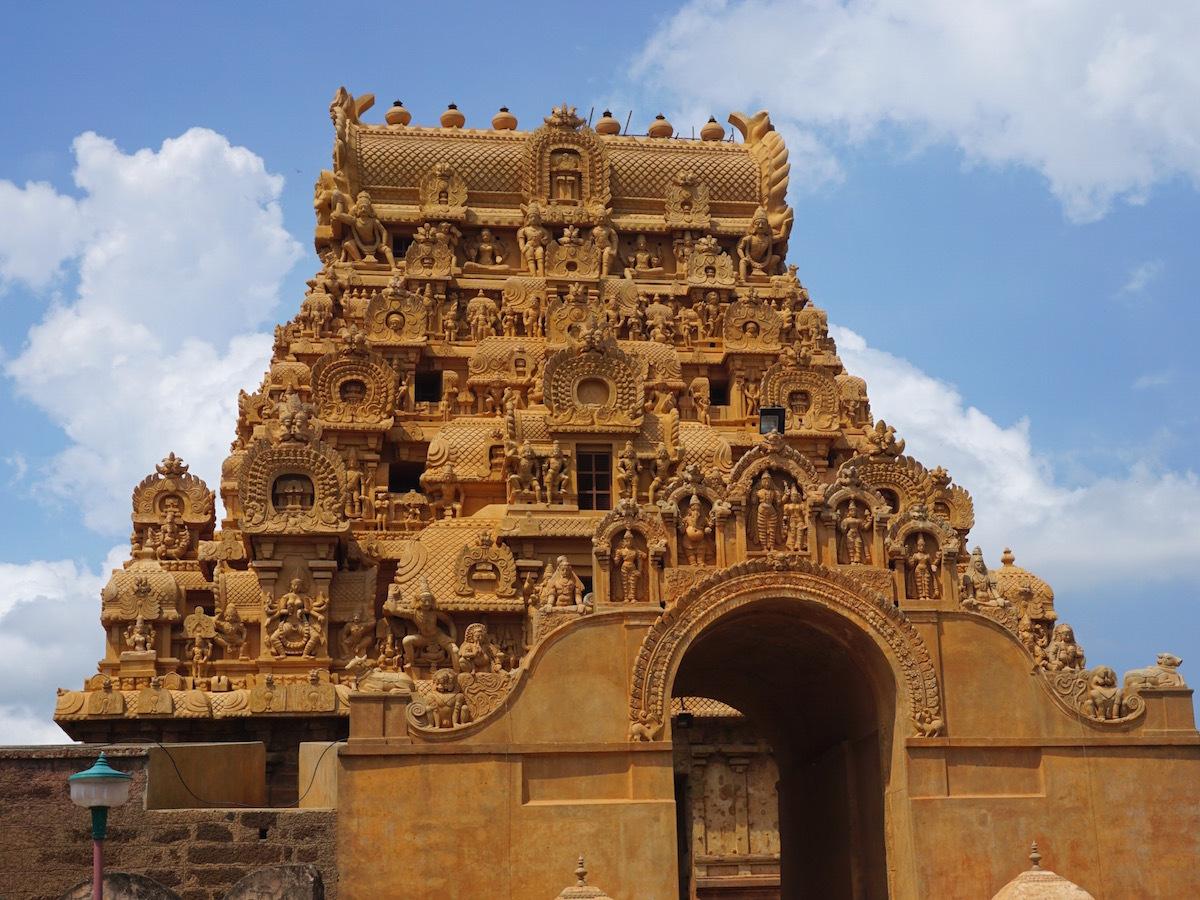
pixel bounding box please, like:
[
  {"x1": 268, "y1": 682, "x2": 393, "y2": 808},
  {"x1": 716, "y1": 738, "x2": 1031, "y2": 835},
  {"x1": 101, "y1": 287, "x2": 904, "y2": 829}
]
[
  {"x1": 2, "y1": 128, "x2": 301, "y2": 533},
  {"x1": 633, "y1": 0, "x2": 1200, "y2": 221},
  {"x1": 0, "y1": 547, "x2": 124, "y2": 743},
  {"x1": 833, "y1": 325, "x2": 1200, "y2": 589}
]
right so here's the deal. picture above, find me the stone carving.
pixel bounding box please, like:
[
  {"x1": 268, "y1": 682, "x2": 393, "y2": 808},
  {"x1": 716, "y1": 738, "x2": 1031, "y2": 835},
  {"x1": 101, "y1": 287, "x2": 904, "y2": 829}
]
[
  {"x1": 1043, "y1": 624, "x2": 1085, "y2": 672},
  {"x1": 615, "y1": 440, "x2": 641, "y2": 500},
  {"x1": 311, "y1": 339, "x2": 396, "y2": 427},
  {"x1": 419, "y1": 162, "x2": 467, "y2": 218},
  {"x1": 750, "y1": 472, "x2": 784, "y2": 552},
  {"x1": 123, "y1": 615, "x2": 155, "y2": 652},
  {"x1": 837, "y1": 501, "x2": 872, "y2": 565},
  {"x1": 903, "y1": 533, "x2": 941, "y2": 600},
  {"x1": 678, "y1": 494, "x2": 713, "y2": 566},
  {"x1": 131, "y1": 453, "x2": 214, "y2": 560},
  {"x1": 517, "y1": 203, "x2": 553, "y2": 275},
  {"x1": 737, "y1": 207, "x2": 781, "y2": 279},
  {"x1": 613, "y1": 530, "x2": 646, "y2": 602},
  {"x1": 960, "y1": 548, "x2": 1009, "y2": 609},
  {"x1": 543, "y1": 322, "x2": 644, "y2": 430},
  {"x1": 864, "y1": 420, "x2": 905, "y2": 458},
  {"x1": 264, "y1": 579, "x2": 328, "y2": 659},
  {"x1": 390, "y1": 578, "x2": 460, "y2": 674},
  {"x1": 664, "y1": 169, "x2": 711, "y2": 230},
  {"x1": 723, "y1": 295, "x2": 782, "y2": 351},
  {"x1": 423, "y1": 668, "x2": 469, "y2": 728},
  {"x1": 687, "y1": 235, "x2": 736, "y2": 288},
  {"x1": 1124, "y1": 653, "x2": 1186, "y2": 691},
  {"x1": 333, "y1": 191, "x2": 394, "y2": 267},
  {"x1": 345, "y1": 654, "x2": 415, "y2": 692},
  {"x1": 367, "y1": 279, "x2": 430, "y2": 343},
  {"x1": 455, "y1": 531, "x2": 518, "y2": 597}
]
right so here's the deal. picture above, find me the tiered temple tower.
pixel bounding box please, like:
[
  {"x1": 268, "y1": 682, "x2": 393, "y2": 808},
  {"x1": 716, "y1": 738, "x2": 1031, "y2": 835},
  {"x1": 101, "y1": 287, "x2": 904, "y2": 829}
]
[{"x1": 54, "y1": 91, "x2": 1199, "y2": 899}]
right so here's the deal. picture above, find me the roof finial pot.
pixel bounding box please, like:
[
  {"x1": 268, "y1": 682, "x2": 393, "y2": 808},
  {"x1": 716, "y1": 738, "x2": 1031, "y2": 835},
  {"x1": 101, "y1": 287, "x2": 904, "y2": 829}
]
[
  {"x1": 648, "y1": 113, "x2": 673, "y2": 138},
  {"x1": 492, "y1": 107, "x2": 518, "y2": 130},
  {"x1": 595, "y1": 110, "x2": 621, "y2": 135},
  {"x1": 385, "y1": 100, "x2": 411, "y2": 126},
  {"x1": 441, "y1": 103, "x2": 465, "y2": 129},
  {"x1": 700, "y1": 115, "x2": 725, "y2": 141}
]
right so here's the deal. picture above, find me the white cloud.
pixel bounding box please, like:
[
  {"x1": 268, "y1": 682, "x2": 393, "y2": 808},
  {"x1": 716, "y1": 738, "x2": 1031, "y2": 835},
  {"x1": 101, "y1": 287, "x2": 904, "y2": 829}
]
[
  {"x1": 633, "y1": 0, "x2": 1200, "y2": 221},
  {"x1": 833, "y1": 325, "x2": 1200, "y2": 589},
  {"x1": 0, "y1": 547, "x2": 124, "y2": 744},
  {"x1": 1119, "y1": 259, "x2": 1165, "y2": 296},
  {"x1": 2, "y1": 128, "x2": 301, "y2": 533},
  {"x1": 0, "y1": 180, "x2": 88, "y2": 289},
  {"x1": 1132, "y1": 371, "x2": 1172, "y2": 390}
]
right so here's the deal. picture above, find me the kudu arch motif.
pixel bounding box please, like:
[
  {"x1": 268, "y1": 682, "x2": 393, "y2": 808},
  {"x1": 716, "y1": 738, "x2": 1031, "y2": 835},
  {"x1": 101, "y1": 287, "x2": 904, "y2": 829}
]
[{"x1": 56, "y1": 87, "x2": 1183, "y2": 753}]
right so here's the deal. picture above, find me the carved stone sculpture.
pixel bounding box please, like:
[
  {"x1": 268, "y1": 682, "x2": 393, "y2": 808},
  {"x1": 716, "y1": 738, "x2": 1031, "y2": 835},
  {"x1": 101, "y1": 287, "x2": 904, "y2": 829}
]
[
  {"x1": 265, "y1": 579, "x2": 327, "y2": 659},
  {"x1": 736, "y1": 207, "x2": 780, "y2": 279},
  {"x1": 333, "y1": 191, "x2": 394, "y2": 267},
  {"x1": 904, "y1": 534, "x2": 940, "y2": 600},
  {"x1": 517, "y1": 204, "x2": 552, "y2": 275},
  {"x1": 751, "y1": 472, "x2": 782, "y2": 551},
  {"x1": 678, "y1": 495, "x2": 711, "y2": 566},
  {"x1": 1044, "y1": 624, "x2": 1085, "y2": 672},
  {"x1": 1124, "y1": 653, "x2": 1186, "y2": 690},
  {"x1": 396, "y1": 579, "x2": 460, "y2": 674},
  {"x1": 613, "y1": 530, "x2": 646, "y2": 602}
]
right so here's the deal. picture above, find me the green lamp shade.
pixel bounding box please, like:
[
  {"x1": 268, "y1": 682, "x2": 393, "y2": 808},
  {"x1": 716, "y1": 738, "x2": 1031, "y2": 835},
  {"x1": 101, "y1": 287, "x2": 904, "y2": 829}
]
[{"x1": 69, "y1": 752, "x2": 132, "y2": 810}]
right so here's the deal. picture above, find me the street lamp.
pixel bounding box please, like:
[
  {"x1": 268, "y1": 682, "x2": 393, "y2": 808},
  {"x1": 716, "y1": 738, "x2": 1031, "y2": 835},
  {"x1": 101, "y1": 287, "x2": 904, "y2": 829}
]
[{"x1": 69, "y1": 752, "x2": 132, "y2": 900}]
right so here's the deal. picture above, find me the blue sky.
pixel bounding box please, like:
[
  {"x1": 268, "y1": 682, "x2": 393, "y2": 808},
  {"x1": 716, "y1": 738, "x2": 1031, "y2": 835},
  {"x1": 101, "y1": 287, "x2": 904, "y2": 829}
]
[{"x1": 1, "y1": 1, "x2": 1198, "y2": 739}]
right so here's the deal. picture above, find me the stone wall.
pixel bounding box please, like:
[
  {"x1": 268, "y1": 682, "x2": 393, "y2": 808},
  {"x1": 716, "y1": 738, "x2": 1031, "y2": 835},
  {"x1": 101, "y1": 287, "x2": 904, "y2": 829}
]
[{"x1": 0, "y1": 745, "x2": 337, "y2": 900}]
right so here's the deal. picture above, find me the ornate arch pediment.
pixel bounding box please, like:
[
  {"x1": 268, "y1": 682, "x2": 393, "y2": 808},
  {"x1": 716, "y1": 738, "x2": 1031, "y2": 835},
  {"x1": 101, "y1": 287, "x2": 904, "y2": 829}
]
[
  {"x1": 687, "y1": 236, "x2": 736, "y2": 289},
  {"x1": 760, "y1": 361, "x2": 840, "y2": 430},
  {"x1": 628, "y1": 556, "x2": 944, "y2": 740},
  {"x1": 592, "y1": 499, "x2": 669, "y2": 553},
  {"x1": 311, "y1": 343, "x2": 396, "y2": 428},
  {"x1": 727, "y1": 433, "x2": 820, "y2": 503},
  {"x1": 543, "y1": 326, "x2": 645, "y2": 431},
  {"x1": 822, "y1": 470, "x2": 890, "y2": 520},
  {"x1": 839, "y1": 455, "x2": 930, "y2": 516},
  {"x1": 664, "y1": 169, "x2": 711, "y2": 230},
  {"x1": 522, "y1": 106, "x2": 611, "y2": 220},
  {"x1": 927, "y1": 469, "x2": 975, "y2": 534},
  {"x1": 419, "y1": 162, "x2": 468, "y2": 220},
  {"x1": 132, "y1": 453, "x2": 214, "y2": 528},
  {"x1": 886, "y1": 509, "x2": 960, "y2": 557},
  {"x1": 238, "y1": 437, "x2": 348, "y2": 535},
  {"x1": 723, "y1": 295, "x2": 782, "y2": 350},
  {"x1": 454, "y1": 531, "x2": 517, "y2": 598},
  {"x1": 366, "y1": 281, "x2": 431, "y2": 344}
]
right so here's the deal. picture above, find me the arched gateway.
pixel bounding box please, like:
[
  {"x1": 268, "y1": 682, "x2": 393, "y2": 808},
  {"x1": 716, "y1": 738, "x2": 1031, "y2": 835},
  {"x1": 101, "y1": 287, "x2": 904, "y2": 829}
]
[{"x1": 53, "y1": 90, "x2": 1199, "y2": 899}]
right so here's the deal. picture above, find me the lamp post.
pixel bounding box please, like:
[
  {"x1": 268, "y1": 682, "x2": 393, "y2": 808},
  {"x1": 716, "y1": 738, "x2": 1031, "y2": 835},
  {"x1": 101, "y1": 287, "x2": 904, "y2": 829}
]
[{"x1": 69, "y1": 752, "x2": 132, "y2": 900}]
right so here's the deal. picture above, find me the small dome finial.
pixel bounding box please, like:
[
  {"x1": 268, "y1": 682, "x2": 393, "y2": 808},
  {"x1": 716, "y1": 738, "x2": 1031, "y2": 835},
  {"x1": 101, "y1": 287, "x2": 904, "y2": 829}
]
[
  {"x1": 1029, "y1": 841, "x2": 1042, "y2": 870},
  {"x1": 575, "y1": 854, "x2": 587, "y2": 886}
]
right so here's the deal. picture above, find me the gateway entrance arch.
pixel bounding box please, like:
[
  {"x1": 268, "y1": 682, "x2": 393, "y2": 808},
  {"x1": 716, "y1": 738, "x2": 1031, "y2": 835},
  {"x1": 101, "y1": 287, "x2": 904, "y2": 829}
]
[{"x1": 632, "y1": 558, "x2": 937, "y2": 897}]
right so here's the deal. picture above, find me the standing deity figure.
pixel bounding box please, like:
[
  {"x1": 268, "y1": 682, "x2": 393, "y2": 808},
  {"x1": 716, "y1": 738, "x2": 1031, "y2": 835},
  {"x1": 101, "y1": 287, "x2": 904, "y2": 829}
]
[
  {"x1": 215, "y1": 602, "x2": 249, "y2": 660},
  {"x1": 700, "y1": 290, "x2": 722, "y2": 338},
  {"x1": 736, "y1": 207, "x2": 780, "y2": 279},
  {"x1": 344, "y1": 450, "x2": 366, "y2": 519},
  {"x1": 542, "y1": 441, "x2": 570, "y2": 503},
  {"x1": 396, "y1": 579, "x2": 460, "y2": 674},
  {"x1": 1045, "y1": 624, "x2": 1086, "y2": 672},
  {"x1": 838, "y1": 501, "x2": 871, "y2": 564},
  {"x1": 332, "y1": 191, "x2": 395, "y2": 267},
  {"x1": 517, "y1": 204, "x2": 552, "y2": 275},
  {"x1": 905, "y1": 534, "x2": 941, "y2": 600},
  {"x1": 459, "y1": 623, "x2": 505, "y2": 674},
  {"x1": 647, "y1": 443, "x2": 673, "y2": 505},
  {"x1": 339, "y1": 612, "x2": 376, "y2": 659},
  {"x1": 467, "y1": 290, "x2": 498, "y2": 341},
  {"x1": 505, "y1": 440, "x2": 543, "y2": 504},
  {"x1": 678, "y1": 495, "x2": 711, "y2": 566},
  {"x1": 592, "y1": 214, "x2": 619, "y2": 277},
  {"x1": 188, "y1": 636, "x2": 212, "y2": 680},
  {"x1": 752, "y1": 472, "x2": 782, "y2": 551},
  {"x1": 781, "y1": 485, "x2": 807, "y2": 552},
  {"x1": 615, "y1": 440, "x2": 640, "y2": 500},
  {"x1": 613, "y1": 530, "x2": 646, "y2": 603},
  {"x1": 123, "y1": 614, "x2": 154, "y2": 652},
  {"x1": 523, "y1": 295, "x2": 544, "y2": 338},
  {"x1": 742, "y1": 376, "x2": 762, "y2": 418},
  {"x1": 442, "y1": 298, "x2": 460, "y2": 342}
]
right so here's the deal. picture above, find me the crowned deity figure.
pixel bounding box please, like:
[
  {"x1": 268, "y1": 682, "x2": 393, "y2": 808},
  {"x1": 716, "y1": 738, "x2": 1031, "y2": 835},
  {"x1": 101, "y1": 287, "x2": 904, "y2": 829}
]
[
  {"x1": 613, "y1": 530, "x2": 645, "y2": 603},
  {"x1": 678, "y1": 495, "x2": 711, "y2": 566},
  {"x1": 838, "y1": 501, "x2": 871, "y2": 565},
  {"x1": 781, "y1": 485, "x2": 807, "y2": 552},
  {"x1": 517, "y1": 204, "x2": 552, "y2": 275},
  {"x1": 752, "y1": 472, "x2": 782, "y2": 551},
  {"x1": 396, "y1": 579, "x2": 460, "y2": 674},
  {"x1": 904, "y1": 534, "x2": 941, "y2": 600},
  {"x1": 736, "y1": 207, "x2": 780, "y2": 279},
  {"x1": 332, "y1": 191, "x2": 395, "y2": 267}
]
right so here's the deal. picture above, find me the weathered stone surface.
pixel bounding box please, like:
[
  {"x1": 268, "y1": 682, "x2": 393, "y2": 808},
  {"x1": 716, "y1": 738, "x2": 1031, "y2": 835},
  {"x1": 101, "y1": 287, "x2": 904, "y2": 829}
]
[
  {"x1": 223, "y1": 865, "x2": 324, "y2": 900},
  {"x1": 61, "y1": 873, "x2": 180, "y2": 900}
]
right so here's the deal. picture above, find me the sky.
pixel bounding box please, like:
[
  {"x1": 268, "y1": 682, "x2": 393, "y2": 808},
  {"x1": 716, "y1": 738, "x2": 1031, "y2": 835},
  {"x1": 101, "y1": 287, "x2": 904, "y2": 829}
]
[{"x1": 1, "y1": 0, "x2": 1198, "y2": 741}]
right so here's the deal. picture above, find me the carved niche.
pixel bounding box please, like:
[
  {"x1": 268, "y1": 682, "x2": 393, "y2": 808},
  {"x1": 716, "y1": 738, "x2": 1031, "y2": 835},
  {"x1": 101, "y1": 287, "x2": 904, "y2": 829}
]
[
  {"x1": 131, "y1": 453, "x2": 215, "y2": 561},
  {"x1": 543, "y1": 323, "x2": 646, "y2": 430},
  {"x1": 419, "y1": 162, "x2": 468, "y2": 220},
  {"x1": 723, "y1": 294, "x2": 783, "y2": 351},
  {"x1": 887, "y1": 508, "x2": 960, "y2": 601},
  {"x1": 404, "y1": 222, "x2": 457, "y2": 278},
  {"x1": 455, "y1": 531, "x2": 518, "y2": 598},
  {"x1": 310, "y1": 339, "x2": 396, "y2": 429},
  {"x1": 101, "y1": 556, "x2": 182, "y2": 626},
  {"x1": 545, "y1": 227, "x2": 601, "y2": 278},
  {"x1": 687, "y1": 235, "x2": 736, "y2": 289},
  {"x1": 545, "y1": 286, "x2": 592, "y2": 343},
  {"x1": 238, "y1": 393, "x2": 349, "y2": 535},
  {"x1": 366, "y1": 278, "x2": 431, "y2": 344},
  {"x1": 760, "y1": 353, "x2": 840, "y2": 431},
  {"x1": 664, "y1": 169, "x2": 711, "y2": 231},
  {"x1": 522, "y1": 105, "x2": 611, "y2": 221},
  {"x1": 727, "y1": 433, "x2": 820, "y2": 554},
  {"x1": 592, "y1": 499, "x2": 669, "y2": 604}
]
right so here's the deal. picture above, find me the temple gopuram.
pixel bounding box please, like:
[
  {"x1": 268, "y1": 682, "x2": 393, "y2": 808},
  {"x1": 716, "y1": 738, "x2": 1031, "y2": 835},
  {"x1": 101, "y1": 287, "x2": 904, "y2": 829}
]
[{"x1": 53, "y1": 90, "x2": 1200, "y2": 899}]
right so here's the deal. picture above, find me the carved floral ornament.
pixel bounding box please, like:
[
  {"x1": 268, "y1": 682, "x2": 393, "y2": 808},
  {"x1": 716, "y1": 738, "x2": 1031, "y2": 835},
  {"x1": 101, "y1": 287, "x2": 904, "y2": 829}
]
[
  {"x1": 628, "y1": 556, "x2": 944, "y2": 741},
  {"x1": 310, "y1": 343, "x2": 396, "y2": 428},
  {"x1": 723, "y1": 295, "x2": 782, "y2": 350},
  {"x1": 131, "y1": 453, "x2": 215, "y2": 527},
  {"x1": 366, "y1": 282, "x2": 430, "y2": 343},
  {"x1": 543, "y1": 326, "x2": 645, "y2": 430},
  {"x1": 455, "y1": 531, "x2": 518, "y2": 597}
]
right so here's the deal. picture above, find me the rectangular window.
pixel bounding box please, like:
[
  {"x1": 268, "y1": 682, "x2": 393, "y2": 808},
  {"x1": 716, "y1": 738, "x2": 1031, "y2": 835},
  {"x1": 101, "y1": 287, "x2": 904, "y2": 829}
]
[
  {"x1": 710, "y1": 379, "x2": 730, "y2": 406},
  {"x1": 414, "y1": 372, "x2": 442, "y2": 404},
  {"x1": 576, "y1": 447, "x2": 612, "y2": 511},
  {"x1": 388, "y1": 461, "x2": 424, "y2": 494}
]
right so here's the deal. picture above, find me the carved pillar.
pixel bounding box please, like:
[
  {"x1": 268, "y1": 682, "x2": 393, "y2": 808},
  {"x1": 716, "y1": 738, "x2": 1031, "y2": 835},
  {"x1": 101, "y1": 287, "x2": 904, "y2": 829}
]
[
  {"x1": 251, "y1": 558, "x2": 284, "y2": 659},
  {"x1": 648, "y1": 543, "x2": 665, "y2": 606},
  {"x1": 593, "y1": 547, "x2": 611, "y2": 604},
  {"x1": 715, "y1": 506, "x2": 733, "y2": 568},
  {"x1": 730, "y1": 500, "x2": 748, "y2": 563}
]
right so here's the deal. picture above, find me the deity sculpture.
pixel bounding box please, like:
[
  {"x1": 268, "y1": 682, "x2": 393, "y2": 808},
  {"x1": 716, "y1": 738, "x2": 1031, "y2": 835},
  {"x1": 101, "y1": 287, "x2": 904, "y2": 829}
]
[
  {"x1": 736, "y1": 207, "x2": 780, "y2": 279},
  {"x1": 468, "y1": 229, "x2": 504, "y2": 267},
  {"x1": 960, "y1": 547, "x2": 1008, "y2": 609},
  {"x1": 397, "y1": 579, "x2": 460, "y2": 674},
  {"x1": 1124, "y1": 653, "x2": 1186, "y2": 690},
  {"x1": 523, "y1": 295, "x2": 544, "y2": 338},
  {"x1": 188, "y1": 635, "x2": 212, "y2": 680},
  {"x1": 865, "y1": 420, "x2": 905, "y2": 457},
  {"x1": 517, "y1": 204, "x2": 552, "y2": 275},
  {"x1": 592, "y1": 214, "x2": 619, "y2": 277},
  {"x1": 150, "y1": 503, "x2": 190, "y2": 560},
  {"x1": 507, "y1": 440, "x2": 543, "y2": 504},
  {"x1": 344, "y1": 450, "x2": 366, "y2": 519},
  {"x1": 214, "y1": 602, "x2": 248, "y2": 660},
  {"x1": 613, "y1": 530, "x2": 645, "y2": 603},
  {"x1": 838, "y1": 502, "x2": 872, "y2": 565},
  {"x1": 542, "y1": 441, "x2": 570, "y2": 503},
  {"x1": 904, "y1": 534, "x2": 940, "y2": 600},
  {"x1": 615, "y1": 441, "x2": 640, "y2": 500},
  {"x1": 333, "y1": 191, "x2": 395, "y2": 267},
  {"x1": 624, "y1": 235, "x2": 663, "y2": 277},
  {"x1": 123, "y1": 614, "x2": 154, "y2": 652},
  {"x1": 539, "y1": 556, "x2": 585, "y2": 611},
  {"x1": 781, "y1": 485, "x2": 807, "y2": 552},
  {"x1": 647, "y1": 443, "x2": 673, "y2": 505},
  {"x1": 340, "y1": 612, "x2": 376, "y2": 659},
  {"x1": 428, "y1": 668, "x2": 469, "y2": 728},
  {"x1": 459, "y1": 623, "x2": 505, "y2": 674},
  {"x1": 752, "y1": 472, "x2": 782, "y2": 551},
  {"x1": 265, "y1": 578, "x2": 327, "y2": 659},
  {"x1": 1082, "y1": 667, "x2": 1125, "y2": 720},
  {"x1": 678, "y1": 495, "x2": 711, "y2": 566},
  {"x1": 699, "y1": 290, "x2": 723, "y2": 338},
  {"x1": 442, "y1": 298, "x2": 460, "y2": 342},
  {"x1": 1044, "y1": 624, "x2": 1085, "y2": 672},
  {"x1": 467, "y1": 290, "x2": 498, "y2": 341}
]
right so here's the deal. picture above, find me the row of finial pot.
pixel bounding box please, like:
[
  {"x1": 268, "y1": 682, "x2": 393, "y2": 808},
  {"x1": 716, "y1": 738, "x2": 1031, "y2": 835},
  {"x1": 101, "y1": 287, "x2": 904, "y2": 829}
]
[{"x1": 384, "y1": 102, "x2": 727, "y2": 139}]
